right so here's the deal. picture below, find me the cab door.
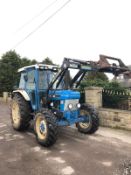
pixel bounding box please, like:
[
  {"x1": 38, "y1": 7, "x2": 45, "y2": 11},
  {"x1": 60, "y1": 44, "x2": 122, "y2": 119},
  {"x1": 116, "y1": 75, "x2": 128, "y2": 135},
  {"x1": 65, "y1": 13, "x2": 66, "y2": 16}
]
[{"x1": 25, "y1": 69, "x2": 36, "y2": 110}]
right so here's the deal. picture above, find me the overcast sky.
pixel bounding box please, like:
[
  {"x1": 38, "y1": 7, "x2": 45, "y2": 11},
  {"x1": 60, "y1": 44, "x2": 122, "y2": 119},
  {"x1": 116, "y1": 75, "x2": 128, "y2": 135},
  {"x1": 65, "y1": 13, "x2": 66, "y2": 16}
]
[{"x1": 0, "y1": 0, "x2": 131, "y2": 66}]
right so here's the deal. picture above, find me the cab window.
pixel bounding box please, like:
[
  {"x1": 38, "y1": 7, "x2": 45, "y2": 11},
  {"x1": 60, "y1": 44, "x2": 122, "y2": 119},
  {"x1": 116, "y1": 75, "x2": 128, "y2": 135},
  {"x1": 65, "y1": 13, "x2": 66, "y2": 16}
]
[
  {"x1": 19, "y1": 72, "x2": 26, "y2": 89},
  {"x1": 26, "y1": 69, "x2": 35, "y2": 90}
]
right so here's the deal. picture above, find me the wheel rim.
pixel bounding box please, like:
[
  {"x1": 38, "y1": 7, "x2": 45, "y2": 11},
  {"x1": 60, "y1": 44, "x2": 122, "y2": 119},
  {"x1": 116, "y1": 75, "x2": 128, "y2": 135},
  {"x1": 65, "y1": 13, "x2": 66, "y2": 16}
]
[
  {"x1": 12, "y1": 101, "x2": 21, "y2": 125},
  {"x1": 79, "y1": 110, "x2": 92, "y2": 129},
  {"x1": 35, "y1": 115, "x2": 47, "y2": 140}
]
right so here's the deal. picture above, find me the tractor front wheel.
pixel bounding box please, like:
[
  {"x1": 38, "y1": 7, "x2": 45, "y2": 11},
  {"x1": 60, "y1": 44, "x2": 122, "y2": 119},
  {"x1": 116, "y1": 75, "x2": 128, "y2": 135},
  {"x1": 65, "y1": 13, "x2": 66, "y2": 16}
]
[
  {"x1": 76, "y1": 104, "x2": 99, "y2": 134},
  {"x1": 34, "y1": 111, "x2": 58, "y2": 147}
]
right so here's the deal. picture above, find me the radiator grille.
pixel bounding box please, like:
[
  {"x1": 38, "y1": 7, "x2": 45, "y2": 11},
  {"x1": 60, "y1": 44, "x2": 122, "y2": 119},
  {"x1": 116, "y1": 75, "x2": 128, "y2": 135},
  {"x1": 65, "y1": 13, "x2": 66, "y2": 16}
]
[{"x1": 64, "y1": 99, "x2": 79, "y2": 111}]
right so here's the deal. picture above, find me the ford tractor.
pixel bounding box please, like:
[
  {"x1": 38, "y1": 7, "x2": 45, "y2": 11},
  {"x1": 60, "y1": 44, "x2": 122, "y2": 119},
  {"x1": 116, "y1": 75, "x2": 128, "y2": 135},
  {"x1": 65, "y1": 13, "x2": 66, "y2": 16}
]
[{"x1": 11, "y1": 56, "x2": 129, "y2": 147}]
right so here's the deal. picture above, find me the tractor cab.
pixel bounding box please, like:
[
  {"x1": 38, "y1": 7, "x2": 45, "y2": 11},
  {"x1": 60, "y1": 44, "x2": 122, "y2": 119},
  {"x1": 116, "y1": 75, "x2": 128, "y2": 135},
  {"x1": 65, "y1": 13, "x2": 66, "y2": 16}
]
[{"x1": 18, "y1": 64, "x2": 58, "y2": 111}]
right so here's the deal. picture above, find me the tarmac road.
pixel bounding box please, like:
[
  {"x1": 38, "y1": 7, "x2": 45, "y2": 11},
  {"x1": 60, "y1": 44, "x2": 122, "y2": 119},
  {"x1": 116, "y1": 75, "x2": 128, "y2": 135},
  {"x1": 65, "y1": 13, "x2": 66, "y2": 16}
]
[{"x1": 0, "y1": 101, "x2": 131, "y2": 175}]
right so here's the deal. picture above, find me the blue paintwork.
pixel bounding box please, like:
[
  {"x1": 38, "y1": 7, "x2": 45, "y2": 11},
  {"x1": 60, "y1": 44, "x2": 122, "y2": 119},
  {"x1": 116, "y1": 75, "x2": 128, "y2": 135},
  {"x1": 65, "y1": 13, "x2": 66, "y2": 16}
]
[
  {"x1": 57, "y1": 110, "x2": 89, "y2": 126},
  {"x1": 63, "y1": 110, "x2": 79, "y2": 121},
  {"x1": 19, "y1": 67, "x2": 89, "y2": 126},
  {"x1": 49, "y1": 90, "x2": 90, "y2": 126},
  {"x1": 34, "y1": 68, "x2": 40, "y2": 110},
  {"x1": 49, "y1": 90, "x2": 80, "y2": 100},
  {"x1": 49, "y1": 90, "x2": 80, "y2": 112}
]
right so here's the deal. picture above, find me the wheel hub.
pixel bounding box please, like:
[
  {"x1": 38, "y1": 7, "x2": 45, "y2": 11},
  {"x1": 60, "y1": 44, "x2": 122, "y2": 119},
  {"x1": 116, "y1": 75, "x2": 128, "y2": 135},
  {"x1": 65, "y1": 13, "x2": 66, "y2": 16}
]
[
  {"x1": 35, "y1": 116, "x2": 47, "y2": 140},
  {"x1": 40, "y1": 121, "x2": 45, "y2": 133},
  {"x1": 79, "y1": 110, "x2": 91, "y2": 129}
]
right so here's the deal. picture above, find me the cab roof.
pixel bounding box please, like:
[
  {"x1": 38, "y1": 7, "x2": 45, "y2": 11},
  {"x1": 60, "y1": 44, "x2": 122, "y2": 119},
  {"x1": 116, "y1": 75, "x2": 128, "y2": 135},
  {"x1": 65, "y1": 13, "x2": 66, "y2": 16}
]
[{"x1": 18, "y1": 64, "x2": 58, "y2": 72}]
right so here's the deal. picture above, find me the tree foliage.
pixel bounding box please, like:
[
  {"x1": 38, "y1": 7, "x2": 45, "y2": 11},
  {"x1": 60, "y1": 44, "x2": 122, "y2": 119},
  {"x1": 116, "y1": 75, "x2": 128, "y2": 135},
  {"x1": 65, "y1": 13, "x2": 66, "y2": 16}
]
[
  {"x1": 84, "y1": 72, "x2": 108, "y2": 82},
  {"x1": 42, "y1": 57, "x2": 54, "y2": 65},
  {"x1": 0, "y1": 51, "x2": 21, "y2": 93},
  {"x1": 0, "y1": 50, "x2": 38, "y2": 94},
  {"x1": 80, "y1": 71, "x2": 123, "y2": 90},
  {"x1": 80, "y1": 72, "x2": 108, "y2": 89},
  {"x1": 21, "y1": 57, "x2": 37, "y2": 67}
]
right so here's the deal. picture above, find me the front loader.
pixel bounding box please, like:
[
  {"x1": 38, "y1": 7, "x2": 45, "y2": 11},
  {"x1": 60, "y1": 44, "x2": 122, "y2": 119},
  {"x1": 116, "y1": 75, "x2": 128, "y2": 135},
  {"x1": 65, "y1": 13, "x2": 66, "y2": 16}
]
[{"x1": 11, "y1": 55, "x2": 130, "y2": 147}]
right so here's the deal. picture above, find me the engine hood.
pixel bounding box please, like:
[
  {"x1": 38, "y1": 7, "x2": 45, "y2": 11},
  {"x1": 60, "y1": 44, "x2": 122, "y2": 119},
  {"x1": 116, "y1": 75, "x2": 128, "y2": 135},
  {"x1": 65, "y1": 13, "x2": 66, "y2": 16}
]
[{"x1": 49, "y1": 90, "x2": 80, "y2": 100}]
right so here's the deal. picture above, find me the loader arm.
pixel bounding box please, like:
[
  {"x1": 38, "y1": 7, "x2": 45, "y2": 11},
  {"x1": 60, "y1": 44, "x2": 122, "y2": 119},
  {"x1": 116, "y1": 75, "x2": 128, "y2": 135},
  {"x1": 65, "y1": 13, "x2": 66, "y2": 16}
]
[
  {"x1": 48, "y1": 56, "x2": 131, "y2": 91},
  {"x1": 48, "y1": 57, "x2": 97, "y2": 90}
]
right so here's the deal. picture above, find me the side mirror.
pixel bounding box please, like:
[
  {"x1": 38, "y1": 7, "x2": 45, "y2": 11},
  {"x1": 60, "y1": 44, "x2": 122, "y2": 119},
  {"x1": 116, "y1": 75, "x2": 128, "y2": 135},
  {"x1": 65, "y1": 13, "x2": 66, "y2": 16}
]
[{"x1": 24, "y1": 74, "x2": 28, "y2": 81}]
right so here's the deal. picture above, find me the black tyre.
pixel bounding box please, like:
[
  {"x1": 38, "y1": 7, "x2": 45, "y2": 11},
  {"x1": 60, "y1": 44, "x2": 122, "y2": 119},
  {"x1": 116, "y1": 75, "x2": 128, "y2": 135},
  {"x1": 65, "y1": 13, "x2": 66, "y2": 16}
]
[
  {"x1": 34, "y1": 111, "x2": 58, "y2": 147},
  {"x1": 76, "y1": 104, "x2": 99, "y2": 134},
  {"x1": 11, "y1": 93, "x2": 32, "y2": 131}
]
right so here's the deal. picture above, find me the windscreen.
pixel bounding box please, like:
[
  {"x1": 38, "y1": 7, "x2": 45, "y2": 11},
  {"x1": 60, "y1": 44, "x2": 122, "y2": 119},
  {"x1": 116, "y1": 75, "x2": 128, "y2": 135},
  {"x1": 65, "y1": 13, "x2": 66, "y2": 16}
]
[{"x1": 39, "y1": 70, "x2": 55, "y2": 90}]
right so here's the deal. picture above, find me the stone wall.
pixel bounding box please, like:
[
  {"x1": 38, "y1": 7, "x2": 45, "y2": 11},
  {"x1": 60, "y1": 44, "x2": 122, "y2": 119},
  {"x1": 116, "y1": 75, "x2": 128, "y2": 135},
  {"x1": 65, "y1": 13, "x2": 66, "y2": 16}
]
[
  {"x1": 85, "y1": 87, "x2": 131, "y2": 130},
  {"x1": 85, "y1": 87, "x2": 103, "y2": 108},
  {"x1": 99, "y1": 108, "x2": 131, "y2": 130}
]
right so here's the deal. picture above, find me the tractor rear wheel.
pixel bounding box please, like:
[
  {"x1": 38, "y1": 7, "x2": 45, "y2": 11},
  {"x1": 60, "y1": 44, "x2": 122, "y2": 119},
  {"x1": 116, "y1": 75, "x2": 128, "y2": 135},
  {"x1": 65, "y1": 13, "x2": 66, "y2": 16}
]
[
  {"x1": 34, "y1": 111, "x2": 58, "y2": 147},
  {"x1": 76, "y1": 104, "x2": 99, "y2": 134},
  {"x1": 11, "y1": 93, "x2": 32, "y2": 131}
]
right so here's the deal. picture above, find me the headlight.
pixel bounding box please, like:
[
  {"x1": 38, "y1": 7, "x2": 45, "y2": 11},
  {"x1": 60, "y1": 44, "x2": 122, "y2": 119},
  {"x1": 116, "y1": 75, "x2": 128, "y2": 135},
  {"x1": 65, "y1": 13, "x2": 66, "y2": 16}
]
[
  {"x1": 77, "y1": 103, "x2": 81, "y2": 108},
  {"x1": 68, "y1": 104, "x2": 73, "y2": 109},
  {"x1": 50, "y1": 102, "x2": 54, "y2": 107}
]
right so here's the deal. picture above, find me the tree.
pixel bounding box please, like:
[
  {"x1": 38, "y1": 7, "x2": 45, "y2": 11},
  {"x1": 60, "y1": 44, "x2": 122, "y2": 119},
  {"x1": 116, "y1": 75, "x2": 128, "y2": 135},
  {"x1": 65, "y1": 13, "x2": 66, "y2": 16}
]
[
  {"x1": 21, "y1": 57, "x2": 37, "y2": 67},
  {"x1": 42, "y1": 57, "x2": 54, "y2": 65},
  {"x1": 0, "y1": 51, "x2": 37, "y2": 94},
  {"x1": 80, "y1": 71, "x2": 123, "y2": 90},
  {"x1": 84, "y1": 72, "x2": 108, "y2": 81},
  {"x1": 31, "y1": 59, "x2": 37, "y2": 64},
  {"x1": 79, "y1": 72, "x2": 108, "y2": 89},
  {"x1": 0, "y1": 50, "x2": 21, "y2": 93},
  {"x1": 21, "y1": 57, "x2": 32, "y2": 67}
]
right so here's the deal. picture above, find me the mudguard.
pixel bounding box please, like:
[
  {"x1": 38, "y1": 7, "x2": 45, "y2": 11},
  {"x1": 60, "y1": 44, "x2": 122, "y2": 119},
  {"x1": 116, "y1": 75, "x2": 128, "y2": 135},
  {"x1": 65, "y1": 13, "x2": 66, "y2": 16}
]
[{"x1": 12, "y1": 90, "x2": 30, "y2": 101}]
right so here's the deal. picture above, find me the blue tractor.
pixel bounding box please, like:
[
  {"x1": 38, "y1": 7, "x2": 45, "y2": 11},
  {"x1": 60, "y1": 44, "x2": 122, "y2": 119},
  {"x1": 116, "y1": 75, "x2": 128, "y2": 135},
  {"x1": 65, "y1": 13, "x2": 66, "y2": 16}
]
[{"x1": 11, "y1": 56, "x2": 129, "y2": 147}]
